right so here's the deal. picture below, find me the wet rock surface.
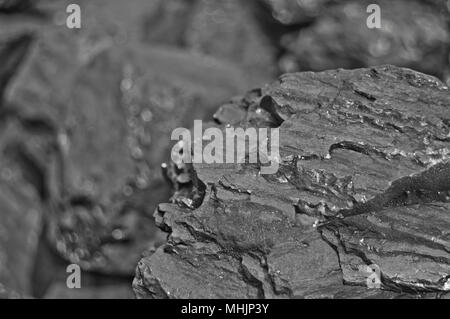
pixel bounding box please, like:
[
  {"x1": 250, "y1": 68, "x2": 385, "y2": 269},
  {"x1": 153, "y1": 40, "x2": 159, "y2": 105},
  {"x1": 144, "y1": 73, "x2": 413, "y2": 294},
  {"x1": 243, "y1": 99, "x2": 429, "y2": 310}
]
[{"x1": 134, "y1": 65, "x2": 450, "y2": 299}]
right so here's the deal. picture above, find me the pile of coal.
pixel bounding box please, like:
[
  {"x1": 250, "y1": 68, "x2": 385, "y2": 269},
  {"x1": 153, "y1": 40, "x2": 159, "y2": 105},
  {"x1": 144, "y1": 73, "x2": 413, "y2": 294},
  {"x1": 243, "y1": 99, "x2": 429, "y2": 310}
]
[{"x1": 134, "y1": 65, "x2": 450, "y2": 299}]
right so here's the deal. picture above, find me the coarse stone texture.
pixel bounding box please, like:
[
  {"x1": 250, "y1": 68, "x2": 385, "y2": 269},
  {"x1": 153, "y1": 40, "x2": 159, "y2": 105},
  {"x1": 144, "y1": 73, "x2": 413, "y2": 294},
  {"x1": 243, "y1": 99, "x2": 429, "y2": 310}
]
[{"x1": 134, "y1": 65, "x2": 450, "y2": 299}]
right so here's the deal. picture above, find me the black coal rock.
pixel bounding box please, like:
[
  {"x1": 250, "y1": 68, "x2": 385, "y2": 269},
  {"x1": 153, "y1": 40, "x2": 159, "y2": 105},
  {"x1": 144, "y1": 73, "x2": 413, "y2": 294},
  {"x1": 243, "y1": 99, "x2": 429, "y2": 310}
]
[{"x1": 134, "y1": 65, "x2": 450, "y2": 299}]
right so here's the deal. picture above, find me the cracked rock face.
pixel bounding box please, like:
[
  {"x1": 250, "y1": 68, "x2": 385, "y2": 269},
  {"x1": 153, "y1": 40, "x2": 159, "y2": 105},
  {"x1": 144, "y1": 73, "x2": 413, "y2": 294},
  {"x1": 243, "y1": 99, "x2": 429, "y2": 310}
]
[
  {"x1": 322, "y1": 202, "x2": 450, "y2": 293},
  {"x1": 133, "y1": 65, "x2": 450, "y2": 299}
]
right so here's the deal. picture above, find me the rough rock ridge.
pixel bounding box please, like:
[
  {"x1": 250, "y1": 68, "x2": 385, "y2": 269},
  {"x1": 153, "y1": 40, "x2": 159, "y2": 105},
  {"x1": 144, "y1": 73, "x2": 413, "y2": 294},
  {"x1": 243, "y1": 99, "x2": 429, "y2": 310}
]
[{"x1": 133, "y1": 65, "x2": 450, "y2": 299}]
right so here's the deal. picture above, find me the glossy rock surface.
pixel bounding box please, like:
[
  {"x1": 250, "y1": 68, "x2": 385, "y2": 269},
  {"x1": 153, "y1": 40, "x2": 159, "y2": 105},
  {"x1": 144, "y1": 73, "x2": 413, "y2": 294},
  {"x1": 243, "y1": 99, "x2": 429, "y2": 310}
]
[{"x1": 134, "y1": 65, "x2": 450, "y2": 299}]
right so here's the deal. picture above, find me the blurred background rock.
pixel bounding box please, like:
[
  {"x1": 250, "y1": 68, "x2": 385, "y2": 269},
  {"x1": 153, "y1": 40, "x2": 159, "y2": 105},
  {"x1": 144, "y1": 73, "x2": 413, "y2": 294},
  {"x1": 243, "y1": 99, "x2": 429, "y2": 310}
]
[{"x1": 0, "y1": 0, "x2": 448, "y2": 298}]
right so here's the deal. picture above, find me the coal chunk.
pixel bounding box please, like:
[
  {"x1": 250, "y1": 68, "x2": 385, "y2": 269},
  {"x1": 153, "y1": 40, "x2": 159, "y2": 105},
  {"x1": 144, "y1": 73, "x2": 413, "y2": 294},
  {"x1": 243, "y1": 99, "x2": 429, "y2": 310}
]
[{"x1": 134, "y1": 65, "x2": 450, "y2": 298}]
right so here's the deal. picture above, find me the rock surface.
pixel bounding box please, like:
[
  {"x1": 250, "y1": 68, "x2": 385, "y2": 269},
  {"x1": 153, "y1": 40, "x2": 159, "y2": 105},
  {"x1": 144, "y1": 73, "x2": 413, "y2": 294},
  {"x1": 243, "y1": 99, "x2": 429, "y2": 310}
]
[{"x1": 134, "y1": 65, "x2": 450, "y2": 299}]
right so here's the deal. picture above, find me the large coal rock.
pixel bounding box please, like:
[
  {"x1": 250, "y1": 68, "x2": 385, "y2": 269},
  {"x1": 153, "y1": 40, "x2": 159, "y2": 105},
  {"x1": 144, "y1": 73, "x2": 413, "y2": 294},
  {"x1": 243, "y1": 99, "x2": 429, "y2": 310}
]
[{"x1": 133, "y1": 65, "x2": 450, "y2": 299}]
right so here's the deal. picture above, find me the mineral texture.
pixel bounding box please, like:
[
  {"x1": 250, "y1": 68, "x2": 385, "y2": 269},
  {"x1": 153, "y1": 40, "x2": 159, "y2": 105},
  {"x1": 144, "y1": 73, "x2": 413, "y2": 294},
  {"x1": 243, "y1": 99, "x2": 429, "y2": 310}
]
[{"x1": 134, "y1": 65, "x2": 450, "y2": 299}]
